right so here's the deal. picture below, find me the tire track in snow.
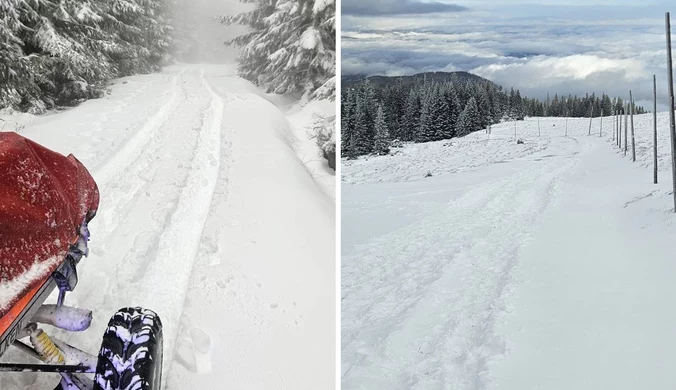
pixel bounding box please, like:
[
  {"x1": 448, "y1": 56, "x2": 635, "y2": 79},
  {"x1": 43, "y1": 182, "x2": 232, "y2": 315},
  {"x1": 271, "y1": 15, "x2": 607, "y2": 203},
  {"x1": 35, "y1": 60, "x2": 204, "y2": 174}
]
[
  {"x1": 94, "y1": 69, "x2": 186, "y2": 184},
  {"x1": 342, "y1": 148, "x2": 580, "y2": 389},
  {"x1": 168, "y1": 71, "x2": 236, "y2": 376},
  {"x1": 91, "y1": 69, "x2": 187, "y2": 238},
  {"x1": 5, "y1": 67, "x2": 225, "y2": 390},
  {"x1": 50, "y1": 67, "x2": 222, "y2": 381},
  {"x1": 134, "y1": 68, "x2": 224, "y2": 371}
]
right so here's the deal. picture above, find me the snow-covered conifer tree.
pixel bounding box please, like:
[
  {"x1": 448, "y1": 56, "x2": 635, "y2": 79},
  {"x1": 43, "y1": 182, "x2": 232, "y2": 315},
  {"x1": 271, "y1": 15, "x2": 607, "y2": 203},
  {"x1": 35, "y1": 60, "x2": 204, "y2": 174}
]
[
  {"x1": 456, "y1": 97, "x2": 481, "y2": 137},
  {"x1": 353, "y1": 95, "x2": 373, "y2": 155},
  {"x1": 431, "y1": 89, "x2": 451, "y2": 140},
  {"x1": 0, "y1": 1, "x2": 27, "y2": 109},
  {"x1": 219, "y1": 0, "x2": 335, "y2": 100},
  {"x1": 418, "y1": 92, "x2": 433, "y2": 142},
  {"x1": 341, "y1": 90, "x2": 355, "y2": 155},
  {"x1": 401, "y1": 91, "x2": 421, "y2": 142},
  {"x1": 373, "y1": 104, "x2": 390, "y2": 155}
]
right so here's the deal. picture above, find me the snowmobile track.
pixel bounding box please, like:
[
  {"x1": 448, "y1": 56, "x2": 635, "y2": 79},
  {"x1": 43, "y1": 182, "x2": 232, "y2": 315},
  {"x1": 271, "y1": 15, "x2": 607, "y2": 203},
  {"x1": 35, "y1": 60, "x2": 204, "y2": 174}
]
[
  {"x1": 65, "y1": 67, "x2": 225, "y2": 381},
  {"x1": 94, "y1": 69, "x2": 187, "y2": 185},
  {"x1": 342, "y1": 150, "x2": 578, "y2": 389}
]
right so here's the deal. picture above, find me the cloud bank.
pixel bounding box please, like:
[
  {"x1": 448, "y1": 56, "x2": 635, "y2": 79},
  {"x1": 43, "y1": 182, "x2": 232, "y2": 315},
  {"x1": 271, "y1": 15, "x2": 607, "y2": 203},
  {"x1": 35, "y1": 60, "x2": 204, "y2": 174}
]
[
  {"x1": 342, "y1": 3, "x2": 673, "y2": 109},
  {"x1": 342, "y1": 0, "x2": 467, "y2": 16}
]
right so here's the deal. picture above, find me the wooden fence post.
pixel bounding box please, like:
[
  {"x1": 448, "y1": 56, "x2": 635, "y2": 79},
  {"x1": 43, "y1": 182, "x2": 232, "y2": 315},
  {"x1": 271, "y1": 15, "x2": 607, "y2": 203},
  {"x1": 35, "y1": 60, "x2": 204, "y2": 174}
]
[
  {"x1": 654, "y1": 75, "x2": 658, "y2": 184},
  {"x1": 619, "y1": 106, "x2": 623, "y2": 148},
  {"x1": 617, "y1": 109, "x2": 621, "y2": 146},
  {"x1": 612, "y1": 109, "x2": 616, "y2": 141},
  {"x1": 624, "y1": 102, "x2": 629, "y2": 155},
  {"x1": 666, "y1": 12, "x2": 676, "y2": 211},
  {"x1": 630, "y1": 90, "x2": 636, "y2": 162},
  {"x1": 588, "y1": 104, "x2": 594, "y2": 135}
]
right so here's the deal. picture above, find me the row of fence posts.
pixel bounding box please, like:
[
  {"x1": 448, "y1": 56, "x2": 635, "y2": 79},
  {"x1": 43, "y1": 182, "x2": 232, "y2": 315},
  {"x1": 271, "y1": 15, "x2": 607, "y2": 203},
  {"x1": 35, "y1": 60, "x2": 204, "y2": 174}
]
[
  {"x1": 504, "y1": 12, "x2": 676, "y2": 213},
  {"x1": 608, "y1": 12, "x2": 676, "y2": 211}
]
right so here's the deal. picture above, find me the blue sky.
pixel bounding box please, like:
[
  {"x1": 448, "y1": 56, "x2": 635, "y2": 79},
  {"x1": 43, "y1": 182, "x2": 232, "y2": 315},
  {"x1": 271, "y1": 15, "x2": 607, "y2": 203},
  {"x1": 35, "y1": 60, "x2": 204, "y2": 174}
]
[{"x1": 341, "y1": 1, "x2": 675, "y2": 109}]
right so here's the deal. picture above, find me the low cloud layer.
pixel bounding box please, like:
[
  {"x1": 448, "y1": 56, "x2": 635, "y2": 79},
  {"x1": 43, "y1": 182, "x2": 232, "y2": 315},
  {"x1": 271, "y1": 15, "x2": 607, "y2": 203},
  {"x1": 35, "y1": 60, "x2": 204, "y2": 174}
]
[
  {"x1": 342, "y1": 3, "x2": 673, "y2": 109},
  {"x1": 342, "y1": 0, "x2": 466, "y2": 16}
]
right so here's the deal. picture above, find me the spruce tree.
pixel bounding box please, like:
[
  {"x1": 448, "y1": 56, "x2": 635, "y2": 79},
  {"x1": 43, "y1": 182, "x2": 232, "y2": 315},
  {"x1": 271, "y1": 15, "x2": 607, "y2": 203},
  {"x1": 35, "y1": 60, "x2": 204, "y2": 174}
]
[
  {"x1": 353, "y1": 92, "x2": 374, "y2": 155},
  {"x1": 219, "y1": 0, "x2": 335, "y2": 100},
  {"x1": 456, "y1": 97, "x2": 481, "y2": 137},
  {"x1": 475, "y1": 86, "x2": 491, "y2": 128},
  {"x1": 373, "y1": 104, "x2": 390, "y2": 155},
  {"x1": 444, "y1": 85, "x2": 461, "y2": 136},
  {"x1": 401, "y1": 91, "x2": 421, "y2": 142},
  {"x1": 418, "y1": 91, "x2": 434, "y2": 142},
  {"x1": 341, "y1": 89, "x2": 357, "y2": 155},
  {"x1": 430, "y1": 86, "x2": 452, "y2": 140},
  {"x1": 514, "y1": 89, "x2": 524, "y2": 119},
  {"x1": 359, "y1": 81, "x2": 377, "y2": 149}
]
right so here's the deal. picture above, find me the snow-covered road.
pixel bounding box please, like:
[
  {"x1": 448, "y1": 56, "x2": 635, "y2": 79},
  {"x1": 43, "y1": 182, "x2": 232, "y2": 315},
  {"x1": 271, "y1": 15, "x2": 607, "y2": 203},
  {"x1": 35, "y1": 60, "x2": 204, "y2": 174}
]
[
  {"x1": 342, "y1": 115, "x2": 676, "y2": 389},
  {"x1": 1, "y1": 64, "x2": 335, "y2": 389}
]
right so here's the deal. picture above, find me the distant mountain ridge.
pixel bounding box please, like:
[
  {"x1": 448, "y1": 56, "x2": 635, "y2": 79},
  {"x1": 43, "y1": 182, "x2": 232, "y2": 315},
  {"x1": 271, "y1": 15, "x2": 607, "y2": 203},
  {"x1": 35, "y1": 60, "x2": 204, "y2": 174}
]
[{"x1": 341, "y1": 71, "x2": 496, "y2": 88}]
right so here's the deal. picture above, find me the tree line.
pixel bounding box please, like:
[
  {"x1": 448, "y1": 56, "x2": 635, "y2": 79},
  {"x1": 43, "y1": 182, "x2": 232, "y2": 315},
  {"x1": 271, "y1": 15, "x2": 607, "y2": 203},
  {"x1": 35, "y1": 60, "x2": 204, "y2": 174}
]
[
  {"x1": 341, "y1": 78, "x2": 643, "y2": 158},
  {"x1": 523, "y1": 93, "x2": 646, "y2": 118}
]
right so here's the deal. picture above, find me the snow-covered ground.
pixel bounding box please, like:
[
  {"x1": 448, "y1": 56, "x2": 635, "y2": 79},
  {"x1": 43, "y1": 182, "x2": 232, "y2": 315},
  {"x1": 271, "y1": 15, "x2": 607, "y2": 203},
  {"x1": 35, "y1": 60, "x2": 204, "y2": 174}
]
[
  {"x1": 1, "y1": 64, "x2": 335, "y2": 389},
  {"x1": 342, "y1": 114, "x2": 676, "y2": 389}
]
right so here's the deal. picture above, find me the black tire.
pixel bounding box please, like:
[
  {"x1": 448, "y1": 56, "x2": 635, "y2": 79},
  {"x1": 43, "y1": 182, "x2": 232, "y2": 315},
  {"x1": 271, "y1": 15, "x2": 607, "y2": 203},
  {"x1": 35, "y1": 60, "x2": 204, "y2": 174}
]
[{"x1": 93, "y1": 307, "x2": 163, "y2": 390}]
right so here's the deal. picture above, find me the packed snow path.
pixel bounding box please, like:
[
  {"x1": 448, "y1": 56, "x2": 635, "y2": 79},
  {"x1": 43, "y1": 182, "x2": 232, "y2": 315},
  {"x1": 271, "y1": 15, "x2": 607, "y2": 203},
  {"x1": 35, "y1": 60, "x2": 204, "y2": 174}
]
[
  {"x1": 1, "y1": 64, "x2": 335, "y2": 389},
  {"x1": 342, "y1": 116, "x2": 676, "y2": 389}
]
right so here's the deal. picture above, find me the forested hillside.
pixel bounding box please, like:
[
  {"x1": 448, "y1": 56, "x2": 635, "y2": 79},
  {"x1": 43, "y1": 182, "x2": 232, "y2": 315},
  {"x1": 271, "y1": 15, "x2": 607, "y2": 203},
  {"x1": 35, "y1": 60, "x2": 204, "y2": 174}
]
[{"x1": 342, "y1": 71, "x2": 489, "y2": 88}]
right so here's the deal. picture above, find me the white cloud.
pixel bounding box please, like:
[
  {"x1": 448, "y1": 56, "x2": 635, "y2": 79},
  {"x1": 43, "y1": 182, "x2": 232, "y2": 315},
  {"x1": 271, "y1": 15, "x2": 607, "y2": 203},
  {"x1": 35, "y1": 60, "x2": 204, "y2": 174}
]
[
  {"x1": 472, "y1": 55, "x2": 648, "y2": 85},
  {"x1": 341, "y1": 57, "x2": 419, "y2": 76},
  {"x1": 341, "y1": 2, "x2": 676, "y2": 109}
]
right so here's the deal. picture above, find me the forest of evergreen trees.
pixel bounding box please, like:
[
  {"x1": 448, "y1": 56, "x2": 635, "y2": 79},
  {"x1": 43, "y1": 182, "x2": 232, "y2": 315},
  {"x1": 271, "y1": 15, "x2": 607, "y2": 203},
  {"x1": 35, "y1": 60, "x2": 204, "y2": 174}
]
[
  {"x1": 0, "y1": 0, "x2": 177, "y2": 114},
  {"x1": 0, "y1": 0, "x2": 336, "y2": 114},
  {"x1": 341, "y1": 77, "x2": 646, "y2": 158}
]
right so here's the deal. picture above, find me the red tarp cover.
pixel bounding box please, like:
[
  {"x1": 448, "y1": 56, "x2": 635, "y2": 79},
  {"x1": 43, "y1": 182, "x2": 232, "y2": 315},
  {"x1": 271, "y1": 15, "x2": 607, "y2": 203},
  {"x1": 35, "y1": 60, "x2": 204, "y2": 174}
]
[{"x1": 0, "y1": 132, "x2": 99, "y2": 318}]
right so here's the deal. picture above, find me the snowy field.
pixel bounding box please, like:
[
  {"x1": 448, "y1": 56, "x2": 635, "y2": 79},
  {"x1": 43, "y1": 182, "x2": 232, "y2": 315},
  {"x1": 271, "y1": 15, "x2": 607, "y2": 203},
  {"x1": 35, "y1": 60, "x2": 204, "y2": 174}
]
[
  {"x1": 342, "y1": 114, "x2": 676, "y2": 389},
  {"x1": 1, "y1": 64, "x2": 335, "y2": 389}
]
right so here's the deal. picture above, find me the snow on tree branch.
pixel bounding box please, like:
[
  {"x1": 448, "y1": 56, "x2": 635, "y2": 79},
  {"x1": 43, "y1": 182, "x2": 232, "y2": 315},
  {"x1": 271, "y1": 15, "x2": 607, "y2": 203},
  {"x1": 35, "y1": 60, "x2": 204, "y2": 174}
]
[{"x1": 220, "y1": 0, "x2": 335, "y2": 101}]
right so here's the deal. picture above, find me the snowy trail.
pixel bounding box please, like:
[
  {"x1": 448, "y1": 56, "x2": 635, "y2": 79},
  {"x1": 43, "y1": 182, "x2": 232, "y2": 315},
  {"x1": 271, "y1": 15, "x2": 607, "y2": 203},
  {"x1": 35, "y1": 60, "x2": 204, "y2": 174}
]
[
  {"x1": 491, "y1": 134, "x2": 676, "y2": 389},
  {"x1": 1, "y1": 64, "x2": 335, "y2": 389},
  {"x1": 342, "y1": 116, "x2": 676, "y2": 389},
  {"x1": 343, "y1": 137, "x2": 581, "y2": 388},
  {"x1": 64, "y1": 68, "x2": 222, "y2": 372},
  {"x1": 167, "y1": 69, "x2": 336, "y2": 389}
]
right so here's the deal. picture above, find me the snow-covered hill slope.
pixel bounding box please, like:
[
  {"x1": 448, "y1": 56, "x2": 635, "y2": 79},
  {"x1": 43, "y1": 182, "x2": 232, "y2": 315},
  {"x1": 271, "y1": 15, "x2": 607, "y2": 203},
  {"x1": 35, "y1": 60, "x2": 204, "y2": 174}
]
[
  {"x1": 1, "y1": 64, "x2": 335, "y2": 389},
  {"x1": 342, "y1": 114, "x2": 676, "y2": 389}
]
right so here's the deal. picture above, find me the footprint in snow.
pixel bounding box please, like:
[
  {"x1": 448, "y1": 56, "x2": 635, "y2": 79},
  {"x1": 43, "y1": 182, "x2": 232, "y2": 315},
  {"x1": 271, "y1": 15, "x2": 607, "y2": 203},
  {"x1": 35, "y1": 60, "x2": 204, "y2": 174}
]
[{"x1": 175, "y1": 327, "x2": 212, "y2": 373}]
